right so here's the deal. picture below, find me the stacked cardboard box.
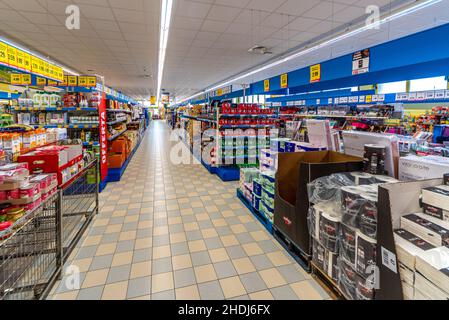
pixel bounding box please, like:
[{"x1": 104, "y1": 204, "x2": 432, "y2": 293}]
[{"x1": 394, "y1": 182, "x2": 449, "y2": 300}]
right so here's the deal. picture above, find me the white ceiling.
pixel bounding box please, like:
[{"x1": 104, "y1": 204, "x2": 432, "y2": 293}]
[{"x1": 0, "y1": 0, "x2": 447, "y2": 100}]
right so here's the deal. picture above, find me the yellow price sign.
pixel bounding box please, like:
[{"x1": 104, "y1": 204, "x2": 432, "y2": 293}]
[
  {"x1": 16, "y1": 50, "x2": 25, "y2": 70},
  {"x1": 48, "y1": 80, "x2": 58, "y2": 86},
  {"x1": 310, "y1": 64, "x2": 321, "y2": 83},
  {"x1": 365, "y1": 95, "x2": 372, "y2": 103},
  {"x1": 280, "y1": 74, "x2": 288, "y2": 88},
  {"x1": 38, "y1": 59, "x2": 45, "y2": 75},
  {"x1": 7, "y1": 46, "x2": 17, "y2": 67},
  {"x1": 68, "y1": 75, "x2": 77, "y2": 86},
  {"x1": 87, "y1": 76, "x2": 97, "y2": 87},
  {"x1": 31, "y1": 56, "x2": 39, "y2": 73},
  {"x1": 10, "y1": 73, "x2": 22, "y2": 85},
  {"x1": 23, "y1": 52, "x2": 31, "y2": 72},
  {"x1": 264, "y1": 79, "x2": 270, "y2": 92},
  {"x1": 44, "y1": 61, "x2": 50, "y2": 77},
  {"x1": 60, "y1": 76, "x2": 68, "y2": 86},
  {"x1": 21, "y1": 74, "x2": 31, "y2": 85},
  {"x1": 78, "y1": 76, "x2": 88, "y2": 86},
  {"x1": 0, "y1": 43, "x2": 7, "y2": 65},
  {"x1": 36, "y1": 77, "x2": 47, "y2": 86}
]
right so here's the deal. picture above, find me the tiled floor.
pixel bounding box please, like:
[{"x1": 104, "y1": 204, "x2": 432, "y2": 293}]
[{"x1": 48, "y1": 121, "x2": 330, "y2": 300}]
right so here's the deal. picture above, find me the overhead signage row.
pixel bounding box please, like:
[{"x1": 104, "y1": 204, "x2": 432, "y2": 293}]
[{"x1": 0, "y1": 40, "x2": 64, "y2": 81}]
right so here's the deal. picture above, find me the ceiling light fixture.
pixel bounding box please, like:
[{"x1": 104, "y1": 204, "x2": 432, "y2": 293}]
[
  {"x1": 0, "y1": 36, "x2": 80, "y2": 76},
  {"x1": 176, "y1": 0, "x2": 441, "y2": 104},
  {"x1": 156, "y1": 0, "x2": 174, "y2": 106}
]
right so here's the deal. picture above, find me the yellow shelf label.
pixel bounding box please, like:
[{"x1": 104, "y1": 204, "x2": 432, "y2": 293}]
[
  {"x1": 310, "y1": 64, "x2": 321, "y2": 83},
  {"x1": 264, "y1": 79, "x2": 270, "y2": 92},
  {"x1": 280, "y1": 73, "x2": 288, "y2": 88}
]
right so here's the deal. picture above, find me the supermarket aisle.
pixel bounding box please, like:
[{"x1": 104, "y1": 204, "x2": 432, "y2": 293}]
[{"x1": 48, "y1": 121, "x2": 329, "y2": 300}]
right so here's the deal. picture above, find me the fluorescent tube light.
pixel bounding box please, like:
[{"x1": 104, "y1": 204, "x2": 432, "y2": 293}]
[
  {"x1": 177, "y1": 0, "x2": 441, "y2": 104},
  {"x1": 156, "y1": 0, "x2": 174, "y2": 106}
]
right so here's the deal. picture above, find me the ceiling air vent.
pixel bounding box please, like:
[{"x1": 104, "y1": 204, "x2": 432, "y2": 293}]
[{"x1": 248, "y1": 45, "x2": 272, "y2": 55}]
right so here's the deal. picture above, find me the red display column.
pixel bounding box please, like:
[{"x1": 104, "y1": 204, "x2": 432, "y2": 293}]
[{"x1": 99, "y1": 93, "x2": 108, "y2": 182}]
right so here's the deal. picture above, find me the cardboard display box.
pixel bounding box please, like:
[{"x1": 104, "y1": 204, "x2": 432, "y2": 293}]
[{"x1": 274, "y1": 151, "x2": 363, "y2": 257}]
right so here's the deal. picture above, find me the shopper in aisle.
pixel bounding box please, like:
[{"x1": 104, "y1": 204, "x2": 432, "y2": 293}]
[{"x1": 48, "y1": 121, "x2": 329, "y2": 300}]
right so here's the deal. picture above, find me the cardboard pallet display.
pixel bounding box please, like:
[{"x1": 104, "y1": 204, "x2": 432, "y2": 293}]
[
  {"x1": 274, "y1": 151, "x2": 363, "y2": 257},
  {"x1": 376, "y1": 179, "x2": 443, "y2": 300}
]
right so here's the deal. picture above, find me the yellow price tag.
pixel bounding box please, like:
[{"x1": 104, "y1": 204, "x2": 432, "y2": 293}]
[
  {"x1": 10, "y1": 74, "x2": 22, "y2": 85},
  {"x1": 0, "y1": 42, "x2": 7, "y2": 65},
  {"x1": 31, "y1": 56, "x2": 39, "y2": 73},
  {"x1": 280, "y1": 74, "x2": 288, "y2": 88},
  {"x1": 78, "y1": 76, "x2": 88, "y2": 86},
  {"x1": 87, "y1": 76, "x2": 97, "y2": 87},
  {"x1": 38, "y1": 59, "x2": 45, "y2": 75},
  {"x1": 365, "y1": 95, "x2": 372, "y2": 103},
  {"x1": 74, "y1": 125, "x2": 79, "y2": 129},
  {"x1": 21, "y1": 74, "x2": 31, "y2": 85},
  {"x1": 58, "y1": 125, "x2": 62, "y2": 128},
  {"x1": 36, "y1": 77, "x2": 47, "y2": 86},
  {"x1": 310, "y1": 64, "x2": 321, "y2": 83},
  {"x1": 16, "y1": 50, "x2": 25, "y2": 70},
  {"x1": 47, "y1": 80, "x2": 58, "y2": 86},
  {"x1": 23, "y1": 52, "x2": 31, "y2": 72},
  {"x1": 7, "y1": 46, "x2": 17, "y2": 67},
  {"x1": 217, "y1": 89, "x2": 223, "y2": 96},
  {"x1": 68, "y1": 76, "x2": 77, "y2": 86},
  {"x1": 264, "y1": 79, "x2": 270, "y2": 92},
  {"x1": 60, "y1": 76, "x2": 68, "y2": 86}
]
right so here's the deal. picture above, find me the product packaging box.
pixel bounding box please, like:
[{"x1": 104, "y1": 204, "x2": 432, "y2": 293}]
[
  {"x1": 399, "y1": 155, "x2": 449, "y2": 181},
  {"x1": 415, "y1": 246, "x2": 449, "y2": 296},
  {"x1": 342, "y1": 131, "x2": 399, "y2": 178},
  {"x1": 401, "y1": 213, "x2": 449, "y2": 247},
  {"x1": 422, "y1": 185, "x2": 449, "y2": 213},
  {"x1": 274, "y1": 151, "x2": 363, "y2": 256}
]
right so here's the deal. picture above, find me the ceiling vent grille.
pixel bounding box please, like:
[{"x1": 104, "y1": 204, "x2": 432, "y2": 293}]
[{"x1": 248, "y1": 45, "x2": 272, "y2": 55}]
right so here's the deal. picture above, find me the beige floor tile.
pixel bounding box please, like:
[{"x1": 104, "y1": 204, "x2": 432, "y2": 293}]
[
  {"x1": 153, "y1": 226, "x2": 169, "y2": 235},
  {"x1": 222, "y1": 210, "x2": 235, "y2": 218},
  {"x1": 105, "y1": 224, "x2": 122, "y2": 234},
  {"x1": 140, "y1": 207, "x2": 153, "y2": 214},
  {"x1": 209, "y1": 248, "x2": 229, "y2": 263},
  {"x1": 102, "y1": 281, "x2": 128, "y2": 300},
  {"x1": 124, "y1": 216, "x2": 139, "y2": 223},
  {"x1": 220, "y1": 235, "x2": 239, "y2": 247},
  {"x1": 188, "y1": 240, "x2": 207, "y2": 253},
  {"x1": 205, "y1": 205, "x2": 219, "y2": 213},
  {"x1": 172, "y1": 254, "x2": 192, "y2": 271},
  {"x1": 153, "y1": 245, "x2": 171, "y2": 259},
  {"x1": 131, "y1": 261, "x2": 152, "y2": 279},
  {"x1": 71, "y1": 258, "x2": 93, "y2": 273},
  {"x1": 250, "y1": 231, "x2": 270, "y2": 241},
  {"x1": 152, "y1": 272, "x2": 174, "y2": 293},
  {"x1": 238, "y1": 216, "x2": 254, "y2": 224},
  {"x1": 170, "y1": 232, "x2": 187, "y2": 244},
  {"x1": 249, "y1": 290, "x2": 274, "y2": 300},
  {"x1": 119, "y1": 231, "x2": 137, "y2": 242},
  {"x1": 135, "y1": 237, "x2": 152, "y2": 250},
  {"x1": 154, "y1": 212, "x2": 167, "y2": 219},
  {"x1": 184, "y1": 222, "x2": 199, "y2": 231},
  {"x1": 168, "y1": 217, "x2": 182, "y2": 225},
  {"x1": 83, "y1": 235, "x2": 102, "y2": 246},
  {"x1": 230, "y1": 224, "x2": 247, "y2": 234},
  {"x1": 212, "y1": 218, "x2": 227, "y2": 227},
  {"x1": 242, "y1": 243, "x2": 264, "y2": 256},
  {"x1": 53, "y1": 291, "x2": 79, "y2": 300},
  {"x1": 195, "y1": 213, "x2": 210, "y2": 221},
  {"x1": 96, "y1": 243, "x2": 117, "y2": 256},
  {"x1": 112, "y1": 210, "x2": 127, "y2": 217},
  {"x1": 219, "y1": 276, "x2": 246, "y2": 299},
  {"x1": 201, "y1": 228, "x2": 218, "y2": 239},
  {"x1": 194, "y1": 264, "x2": 217, "y2": 283},
  {"x1": 266, "y1": 251, "x2": 290, "y2": 267},
  {"x1": 259, "y1": 268, "x2": 287, "y2": 288},
  {"x1": 176, "y1": 285, "x2": 200, "y2": 300},
  {"x1": 82, "y1": 269, "x2": 109, "y2": 288},
  {"x1": 111, "y1": 251, "x2": 134, "y2": 267},
  {"x1": 138, "y1": 220, "x2": 153, "y2": 229},
  {"x1": 128, "y1": 203, "x2": 141, "y2": 209},
  {"x1": 290, "y1": 281, "x2": 323, "y2": 300},
  {"x1": 232, "y1": 257, "x2": 256, "y2": 275},
  {"x1": 93, "y1": 218, "x2": 109, "y2": 227},
  {"x1": 181, "y1": 208, "x2": 194, "y2": 215}
]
